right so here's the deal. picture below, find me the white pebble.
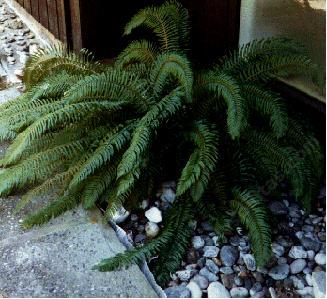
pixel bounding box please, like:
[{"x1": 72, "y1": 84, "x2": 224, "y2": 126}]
[{"x1": 145, "y1": 207, "x2": 162, "y2": 223}]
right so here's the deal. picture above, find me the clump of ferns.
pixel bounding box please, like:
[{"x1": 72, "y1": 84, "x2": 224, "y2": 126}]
[{"x1": 0, "y1": 1, "x2": 323, "y2": 285}]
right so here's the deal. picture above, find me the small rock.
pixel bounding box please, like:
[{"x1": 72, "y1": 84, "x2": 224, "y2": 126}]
[
  {"x1": 220, "y1": 246, "x2": 238, "y2": 266},
  {"x1": 230, "y1": 236, "x2": 241, "y2": 247},
  {"x1": 290, "y1": 275, "x2": 305, "y2": 290},
  {"x1": 234, "y1": 276, "x2": 243, "y2": 287},
  {"x1": 296, "y1": 286, "x2": 314, "y2": 297},
  {"x1": 303, "y1": 225, "x2": 314, "y2": 233},
  {"x1": 134, "y1": 234, "x2": 146, "y2": 244},
  {"x1": 268, "y1": 201, "x2": 288, "y2": 215},
  {"x1": 176, "y1": 269, "x2": 195, "y2": 282},
  {"x1": 300, "y1": 237, "x2": 321, "y2": 252},
  {"x1": 314, "y1": 253, "x2": 326, "y2": 265},
  {"x1": 203, "y1": 246, "x2": 219, "y2": 258},
  {"x1": 130, "y1": 214, "x2": 138, "y2": 222},
  {"x1": 186, "y1": 281, "x2": 202, "y2": 298},
  {"x1": 268, "y1": 287, "x2": 277, "y2": 298},
  {"x1": 243, "y1": 254, "x2": 256, "y2": 271},
  {"x1": 160, "y1": 187, "x2": 176, "y2": 203},
  {"x1": 139, "y1": 199, "x2": 149, "y2": 210},
  {"x1": 250, "y1": 282, "x2": 262, "y2": 296},
  {"x1": 305, "y1": 273, "x2": 313, "y2": 286},
  {"x1": 290, "y1": 259, "x2": 306, "y2": 274},
  {"x1": 288, "y1": 246, "x2": 307, "y2": 259},
  {"x1": 220, "y1": 266, "x2": 234, "y2": 275},
  {"x1": 199, "y1": 267, "x2": 218, "y2": 282},
  {"x1": 206, "y1": 259, "x2": 219, "y2": 274},
  {"x1": 192, "y1": 236, "x2": 205, "y2": 250},
  {"x1": 272, "y1": 243, "x2": 285, "y2": 257},
  {"x1": 145, "y1": 207, "x2": 162, "y2": 223},
  {"x1": 303, "y1": 267, "x2": 312, "y2": 274},
  {"x1": 164, "y1": 285, "x2": 191, "y2": 298},
  {"x1": 145, "y1": 221, "x2": 159, "y2": 238},
  {"x1": 192, "y1": 274, "x2": 209, "y2": 289},
  {"x1": 207, "y1": 282, "x2": 231, "y2": 298},
  {"x1": 221, "y1": 274, "x2": 235, "y2": 289},
  {"x1": 201, "y1": 221, "x2": 214, "y2": 232},
  {"x1": 277, "y1": 257, "x2": 287, "y2": 265},
  {"x1": 307, "y1": 250, "x2": 315, "y2": 260},
  {"x1": 312, "y1": 271, "x2": 326, "y2": 298},
  {"x1": 230, "y1": 287, "x2": 249, "y2": 298},
  {"x1": 268, "y1": 264, "x2": 289, "y2": 280}
]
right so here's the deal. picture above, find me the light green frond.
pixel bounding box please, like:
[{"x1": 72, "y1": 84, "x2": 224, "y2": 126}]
[
  {"x1": 116, "y1": 40, "x2": 159, "y2": 68},
  {"x1": 24, "y1": 45, "x2": 101, "y2": 88},
  {"x1": 3, "y1": 100, "x2": 124, "y2": 165}
]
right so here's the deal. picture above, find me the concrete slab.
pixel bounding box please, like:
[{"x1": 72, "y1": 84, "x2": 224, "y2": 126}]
[
  {"x1": 0, "y1": 86, "x2": 20, "y2": 105},
  {"x1": 0, "y1": 197, "x2": 159, "y2": 297}
]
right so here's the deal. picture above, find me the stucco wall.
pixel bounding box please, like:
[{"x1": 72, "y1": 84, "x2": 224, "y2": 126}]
[{"x1": 239, "y1": 0, "x2": 325, "y2": 100}]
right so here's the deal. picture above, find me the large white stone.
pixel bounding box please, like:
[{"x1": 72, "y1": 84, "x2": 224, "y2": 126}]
[
  {"x1": 312, "y1": 271, "x2": 326, "y2": 298},
  {"x1": 145, "y1": 207, "x2": 162, "y2": 223},
  {"x1": 314, "y1": 253, "x2": 326, "y2": 265},
  {"x1": 208, "y1": 282, "x2": 231, "y2": 298},
  {"x1": 187, "y1": 281, "x2": 202, "y2": 298}
]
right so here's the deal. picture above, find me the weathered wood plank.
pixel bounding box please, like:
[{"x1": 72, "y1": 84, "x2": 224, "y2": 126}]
[
  {"x1": 31, "y1": 0, "x2": 40, "y2": 22},
  {"x1": 23, "y1": 0, "x2": 31, "y2": 13},
  {"x1": 56, "y1": 0, "x2": 67, "y2": 43},
  {"x1": 47, "y1": 0, "x2": 59, "y2": 38},
  {"x1": 69, "y1": 0, "x2": 82, "y2": 50},
  {"x1": 38, "y1": 0, "x2": 49, "y2": 29}
]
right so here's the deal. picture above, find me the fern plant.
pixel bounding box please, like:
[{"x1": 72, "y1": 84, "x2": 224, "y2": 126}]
[{"x1": 0, "y1": 0, "x2": 323, "y2": 286}]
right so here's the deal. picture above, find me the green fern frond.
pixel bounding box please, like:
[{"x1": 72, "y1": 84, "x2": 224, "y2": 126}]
[
  {"x1": 150, "y1": 52, "x2": 193, "y2": 102},
  {"x1": 176, "y1": 120, "x2": 219, "y2": 201},
  {"x1": 116, "y1": 87, "x2": 183, "y2": 180},
  {"x1": 242, "y1": 84, "x2": 288, "y2": 137},
  {"x1": 24, "y1": 44, "x2": 101, "y2": 88},
  {"x1": 3, "y1": 100, "x2": 125, "y2": 165},
  {"x1": 231, "y1": 188, "x2": 271, "y2": 266},
  {"x1": 82, "y1": 164, "x2": 117, "y2": 209},
  {"x1": 115, "y1": 40, "x2": 159, "y2": 68},
  {"x1": 69, "y1": 122, "x2": 136, "y2": 190},
  {"x1": 197, "y1": 71, "x2": 244, "y2": 138}
]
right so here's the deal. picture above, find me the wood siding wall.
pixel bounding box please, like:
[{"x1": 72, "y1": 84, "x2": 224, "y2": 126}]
[
  {"x1": 16, "y1": 0, "x2": 68, "y2": 44},
  {"x1": 15, "y1": 0, "x2": 241, "y2": 65}
]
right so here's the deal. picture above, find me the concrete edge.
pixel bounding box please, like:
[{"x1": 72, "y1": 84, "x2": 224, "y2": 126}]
[
  {"x1": 109, "y1": 220, "x2": 166, "y2": 298},
  {"x1": 4, "y1": 0, "x2": 63, "y2": 47}
]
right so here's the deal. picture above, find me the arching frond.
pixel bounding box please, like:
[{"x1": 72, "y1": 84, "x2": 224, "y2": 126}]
[
  {"x1": 176, "y1": 121, "x2": 219, "y2": 201},
  {"x1": 231, "y1": 188, "x2": 271, "y2": 266}
]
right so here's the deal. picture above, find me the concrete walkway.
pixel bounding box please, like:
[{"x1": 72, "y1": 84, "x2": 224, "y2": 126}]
[{"x1": 0, "y1": 89, "x2": 160, "y2": 298}]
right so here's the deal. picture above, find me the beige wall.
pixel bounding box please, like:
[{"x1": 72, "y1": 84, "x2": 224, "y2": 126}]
[{"x1": 239, "y1": 0, "x2": 326, "y2": 100}]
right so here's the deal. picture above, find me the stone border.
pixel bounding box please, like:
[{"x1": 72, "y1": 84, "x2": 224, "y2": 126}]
[{"x1": 4, "y1": 0, "x2": 61, "y2": 47}]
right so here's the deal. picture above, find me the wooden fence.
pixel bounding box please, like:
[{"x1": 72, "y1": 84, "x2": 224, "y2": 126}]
[{"x1": 16, "y1": 0, "x2": 69, "y2": 44}]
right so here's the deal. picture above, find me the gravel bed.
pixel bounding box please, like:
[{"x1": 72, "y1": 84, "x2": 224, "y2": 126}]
[
  {"x1": 117, "y1": 181, "x2": 326, "y2": 298},
  {"x1": 0, "y1": 0, "x2": 41, "y2": 88}
]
